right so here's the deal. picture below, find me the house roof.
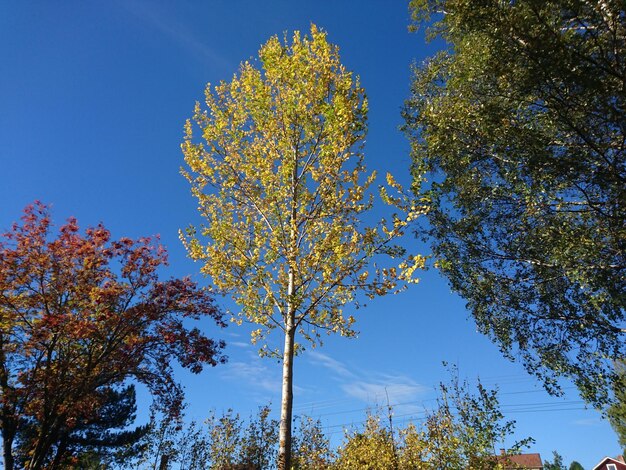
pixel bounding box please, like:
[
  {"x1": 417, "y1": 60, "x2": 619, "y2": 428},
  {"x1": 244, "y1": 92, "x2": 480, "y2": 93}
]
[
  {"x1": 497, "y1": 453, "x2": 543, "y2": 469},
  {"x1": 592, "y1": 456, "x2": 626, "y2": 470}
]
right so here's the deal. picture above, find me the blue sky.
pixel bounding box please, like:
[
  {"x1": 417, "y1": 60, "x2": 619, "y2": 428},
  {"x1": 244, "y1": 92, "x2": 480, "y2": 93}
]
[{"x1": 0, "y1": 1, "x2": 620, "y2": 467}]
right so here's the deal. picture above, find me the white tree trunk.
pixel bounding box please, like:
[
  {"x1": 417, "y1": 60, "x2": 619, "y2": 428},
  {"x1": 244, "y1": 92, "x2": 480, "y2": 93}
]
[{"x1": 277, "y1": 318, "x2": 295, "y2": 470}]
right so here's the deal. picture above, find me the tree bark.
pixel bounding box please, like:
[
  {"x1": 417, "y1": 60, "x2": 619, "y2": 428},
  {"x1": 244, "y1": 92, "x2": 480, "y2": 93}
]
[
  {"x1": 1, "y1": 336, "x2": 16, "y2": 470},
  {"x1": 2, "y1": 422, "x2": 15, "y2": 470},
  {"x1": 278, "y1": 130, "x2": 299, "y2": 470},
  {"x1": 277, "y1": 320, "x2": 295, "y2": 470}
]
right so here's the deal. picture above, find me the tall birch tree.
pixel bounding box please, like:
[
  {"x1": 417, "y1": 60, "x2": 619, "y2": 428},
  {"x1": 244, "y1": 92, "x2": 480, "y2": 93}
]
[
  {"x1": 181, "y1": 25, "x2": 423, "y2": 469},
  {"x1": 405, "y1": 0, "x2": 626, "y2": 407}
]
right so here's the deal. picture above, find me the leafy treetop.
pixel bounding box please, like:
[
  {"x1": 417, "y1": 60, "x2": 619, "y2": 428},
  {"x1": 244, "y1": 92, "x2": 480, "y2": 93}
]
[{"x1": 182, "y1": 25, "x2": 423, "y2": 354}]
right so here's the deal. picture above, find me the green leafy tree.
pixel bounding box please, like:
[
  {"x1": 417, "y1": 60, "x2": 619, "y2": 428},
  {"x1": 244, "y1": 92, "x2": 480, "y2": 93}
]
[
  {"x1": 206, "y1": 409, "x2": 244, "y2": 469},
  {"x1": 238, "y1": 405, "x2": 279, "y2": 469},
  {"x1": 131, "y1": 411, "x2": 183, "y2": 470},
  {"x1": 405, "y1": 0, "x2": 626, "y2": 406},
  {"x1": 292, "y1": 415, "x2": 333, "y2": 470},
  {"x1": 174, "y1": 420, "x2": 211, "y2": 470},
  {"x1": 569, "y1": 461, "x2": 585, "y2": 470},
  {"x1": 335, "y1": 369, "x2": 531, "y2": 469},
  {"x1": 132, "y1": 413, "x2": 212, "y2": 470},
  {"x1": 132, "y1": 374, "x2": 529, "y2": 469},
  {"x1": 608, "y1": 362, "x2": 626, "y2": 451},
  {"x1": 416, "y1": 368, "x2": 532, "y2": 469},
  {"x1": 18, "y1": 385, "x2": 149, "y2": 468},
  {"x1": 134, "y1": 405, "x2": 279, "y2": 470},
  {"x1": 182, "y1": 24, "x2": 422, "y2": 469},
  {"x1": 544, "y1": 451, "x2": 566, "y2": 470}
]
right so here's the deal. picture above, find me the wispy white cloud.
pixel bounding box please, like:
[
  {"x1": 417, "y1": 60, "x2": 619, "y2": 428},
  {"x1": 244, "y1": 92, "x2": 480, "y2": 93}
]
[
  {"x1": 221, "y1": 352, "x2": 307, "y2": 398},
  {"x1": 308, "y1": 351, "x2": 354, "y2": 378},
  {"x1": 572, "y1": 417, "x2": 603, "y2": 426},
  {"x1": 306, "y1": 351, "x2": 427, "y2": 411},
  {"x1": 341, "y1": 375, "x2": 426, "y2": 404},
  {"x1": 222, "y1": 355, "x2": 280, "y2": 393},
  {"x1": 229, "y1": 341, "x2": 250, "y2": 348},
  {"x1": 226, "y1": 331, "x2": 244, "y2": 338},
  {"x1": 117, "y1": 0, "x2": 232, "y2": 71}
]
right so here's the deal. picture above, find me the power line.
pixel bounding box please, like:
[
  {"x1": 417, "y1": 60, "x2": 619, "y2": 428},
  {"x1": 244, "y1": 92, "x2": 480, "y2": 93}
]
[
  {"x1": 316, "y1": 399, "x2": 591, "y2": 435},
  {"x1": 292, "y1": 386, "x2": 579, "y2": 420},
  {"x1": 320, "y1": 404, "x2": 591, "y2": 437}
]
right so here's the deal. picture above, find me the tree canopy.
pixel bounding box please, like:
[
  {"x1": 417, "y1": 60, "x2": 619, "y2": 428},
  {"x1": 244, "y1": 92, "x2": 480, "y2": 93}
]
[
  {"x1": 543, "y1": 451, "x2": 566, "y2": 470},
  {"x1": 134, "y1": 405, "x2": 329, "y2": 470},
  {"x1": 608, "y1": 362, "x2": 626, "y2": 451},
  {"x1": 182, "y1": 24, "x2": 422, "y2": 469},
  {"x1": 334, "y1": 368, "x2": 532, "y2": 470},
  {"x1": 132, "y1": 371, "x2": 530, "y2": 469},
  {"x1": 405, "y1": 0, "x2": 626, "y2": 406},
  {"x1": 16, "y1": 385, "x2": 148, "y2": 468},
  {"x1": 413, "y1": 369, "x2": 533, "y2": 469},
  {"x1": 0, "y1": 203, "x2": 226, "y2": 469}
]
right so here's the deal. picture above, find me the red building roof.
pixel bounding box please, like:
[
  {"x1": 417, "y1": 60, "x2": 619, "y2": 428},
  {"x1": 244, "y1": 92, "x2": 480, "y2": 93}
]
[
  {"x1": 592, "y1": 456, "x2": 626, "y2": 470},
  {"x1": 497, "y1": 452, "x2": 543, "y2": 469}
]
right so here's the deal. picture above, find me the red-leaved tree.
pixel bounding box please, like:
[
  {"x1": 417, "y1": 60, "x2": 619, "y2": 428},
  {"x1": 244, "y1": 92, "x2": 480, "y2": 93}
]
[{"x1": 0, "y1": 203, "x2": 226, "y2": 469}]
